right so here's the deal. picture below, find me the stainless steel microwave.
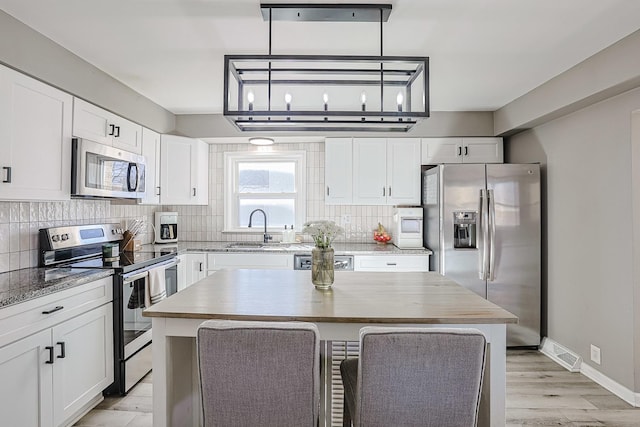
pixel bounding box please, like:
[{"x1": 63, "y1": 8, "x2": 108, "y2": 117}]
[{"x1": 71, "y1": 138, "x2": 146, "y2": 199}]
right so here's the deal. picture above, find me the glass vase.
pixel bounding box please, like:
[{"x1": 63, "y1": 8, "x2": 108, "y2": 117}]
[{"x1": 311, "y1": 247, "x2": 334, "y2": 289}]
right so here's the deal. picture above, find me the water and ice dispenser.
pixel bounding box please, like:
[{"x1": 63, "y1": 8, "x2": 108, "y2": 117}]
[{"x1": 453, "y1": 211, "x2": 477, "y2": 249}]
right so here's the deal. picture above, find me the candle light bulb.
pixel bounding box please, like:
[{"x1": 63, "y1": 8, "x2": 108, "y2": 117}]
[
  {"x1": 247, "y1": 91, "x2": 255, "y2": 103},
  {"x1": 323, "y1": 93, "x2": 329, "y2": 104},
  {"x1": 360, "y1": 91, "x2": 367, "y2": 104},
  {"x1": 396, "y1": 92, "x2": 403, "y2": 106},
  {"x1": 284, "y1": 93, "x2": 292, "y2": 103}
]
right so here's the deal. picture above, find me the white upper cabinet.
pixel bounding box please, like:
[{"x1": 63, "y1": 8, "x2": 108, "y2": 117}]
[
  {"x1": 421, "y1": 137, "x2": 503, "y2": 164},
  {"x1": 353, "y1": 138, "x2": 388, "y2": 205},
  {"x1": 140, "y1": 127, "x2": 161, "y2": 205},
  {"x1": 386, "y1": 138, "x2": 421, "y2": 205},
  {"x1": 353, "y1": 138, "x2": 421, "y2": 205},
  {"x1": 0, "y1": 65, "x2": 72, "y2": 201},
  {"x1": 160, "y1": 135, "x2": 209, "y2": 205},
  {"x1": 72, "y1": 98, "x2": 142, "y2": 154},
  {"x1": 325, "y1": 138, "x2": 353, "y2": 205}
]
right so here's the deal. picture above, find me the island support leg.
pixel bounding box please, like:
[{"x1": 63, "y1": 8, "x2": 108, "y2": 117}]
[{"x1": 152, "y1": 318, "x2": 169, "y2": 427}]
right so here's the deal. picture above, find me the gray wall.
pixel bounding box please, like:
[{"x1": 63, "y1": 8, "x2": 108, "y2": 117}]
[
  {"x1": 495, "y1": 29, "x2": 640, "y2": 137},
  {"x1": 0, "y1": 10, "x2": 175, "y2": 133},
  {"x1": 506, "y1": 87, "x2": 640, "y2": 392}
]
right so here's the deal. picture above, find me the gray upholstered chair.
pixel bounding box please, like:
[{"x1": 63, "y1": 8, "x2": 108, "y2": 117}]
[
  {"x1": 196, "y1": 319, "x2": 320, "y2": 427},
  {"x1": 340, "y1": 327, "x2": 487, "y2": 427}
]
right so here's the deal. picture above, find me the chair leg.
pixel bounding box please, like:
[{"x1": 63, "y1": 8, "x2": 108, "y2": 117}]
[{"x1": 342, "y1": 395, "x2": 352, "y2": 427}]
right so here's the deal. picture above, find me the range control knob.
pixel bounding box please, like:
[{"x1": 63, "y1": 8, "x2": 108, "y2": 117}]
[
  {"x1": 61, "y1": 234, "x2": 69, "y2": 241},
  {"x1": 51, "y1": 235, "x2": 60, "y2": 242},
  {"x1": 111, "y1": 229, "x2": 116, "y2": 235}
]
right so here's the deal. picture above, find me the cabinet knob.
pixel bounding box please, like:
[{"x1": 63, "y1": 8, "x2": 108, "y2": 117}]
[
  {"x1": 2, "y1": 166, "x2": 11, "y2": 183},
  {"x1": 45, "y1": 346, "x2": 54, "y2": 364},
  {"x1": 57, "y1": 342, "x2": 66, "y2": 359}
]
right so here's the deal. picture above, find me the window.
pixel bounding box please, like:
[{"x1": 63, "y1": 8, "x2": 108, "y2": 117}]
[{"x1": 224, "y1": 151, "x2": 306, "y2": 232}]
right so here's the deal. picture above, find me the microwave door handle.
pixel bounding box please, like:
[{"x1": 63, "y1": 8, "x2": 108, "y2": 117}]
[{"x1": 127, "y1": 163, "x2": 138, "y2": 191}]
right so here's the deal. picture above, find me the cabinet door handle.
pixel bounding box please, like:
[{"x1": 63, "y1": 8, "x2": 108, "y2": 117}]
[
  {"x1": 42, "y1": 306, "x2": 64, "y2": 315},
  {"x1": 386, "y1": 262, "x2": 397, "y2": 266},
  {"x1": 2, "y1": 166, "x2": 11, "y2": 183},
  {"x1": 108, "y1": 124, "x2": 115, "y2": 136},
  {"x1": 57, "y1": 342, "x2": 66, "y2": 359},
  {"x1": 388, "y1": 186, "x2": 391, "y2": 197},
  {"x1": 199, "y1": 262, "x2": 204, "y2": 272},
  {"x1": 382, "y1": 187, "x2": 385, "y2": 196},
  {"x1": 457, "y1": 146, "x2": 462, "y2": 156},
  {"x1": 327, "y1": 187, "x2": 330, "y2": 196},
  {"x1": 464, "y1": 146, "x2": 468, "y2": 156},
  {"x1": 114, "y1": 126, "x2": 121, "y2": 138},
  {"x1": 156, "y1": 186, "x2": 161, "y2": 196},
  {"x1": 45, "y1": 346, "x2": 55, "y2": 364},
  {"x1": 192, "y1": 188, "x2": 196, "y2": 196}
]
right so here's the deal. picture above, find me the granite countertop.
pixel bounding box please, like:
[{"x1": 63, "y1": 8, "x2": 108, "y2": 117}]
[
  {"x1": 0, "y1": 268, "x2": 113, "y2": 309},
  {"x1": 143, "y1": 241, "x2": 433, "y2": 256}
]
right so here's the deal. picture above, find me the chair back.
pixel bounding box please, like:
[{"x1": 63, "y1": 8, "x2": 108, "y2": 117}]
[
  {"x1": 355, "y1": 327, "x2": 487, "y2": 427},
  {"x1": 196, "y1": 319, "x2": 320, "y2": 427}
]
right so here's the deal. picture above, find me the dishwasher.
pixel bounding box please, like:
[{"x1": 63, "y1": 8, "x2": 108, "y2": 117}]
[{"x1": 293, "y1": 254, "x2": 354, "y2": 271}]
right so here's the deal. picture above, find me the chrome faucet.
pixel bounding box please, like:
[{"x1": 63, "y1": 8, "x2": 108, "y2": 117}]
[{"x1": 248, "y1": 209, "x2": 272, "y2": 243}]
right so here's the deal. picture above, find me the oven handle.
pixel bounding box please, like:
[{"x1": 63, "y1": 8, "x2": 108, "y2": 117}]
[
  {"x1": 123, "y1": 270, "x2": 148, "y2": 284},
  {"x1": 121, "y1": 257, "x2": 180, "y2": 284}
]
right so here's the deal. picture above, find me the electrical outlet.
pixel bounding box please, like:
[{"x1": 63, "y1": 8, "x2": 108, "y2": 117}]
[
  {"x1": 590, "y1": 344, "x2": 601, "y2": 365},
  {"x1": 341, "y1": 214, "x2": 351, "y2": 225}
]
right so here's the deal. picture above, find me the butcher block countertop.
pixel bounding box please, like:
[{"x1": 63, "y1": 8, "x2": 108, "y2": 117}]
[{"x1": 143, "y1": 269, "x2": 517, "y2": 325}]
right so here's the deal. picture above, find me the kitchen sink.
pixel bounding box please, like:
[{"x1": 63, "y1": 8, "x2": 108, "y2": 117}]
[
  {"x1": 224, "y1": 242, "x2": 315, "y2": 251},
  {"x1": 225, "y1": 242, "x2": 266, "y2": 249}
]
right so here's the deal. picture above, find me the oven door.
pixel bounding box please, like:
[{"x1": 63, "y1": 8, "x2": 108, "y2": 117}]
[
  {"x1": 121, "y1": 257, "x2": 179, "y2": 359},
  {"x1": 72, "y1": 138, "x2": 146, "y2": 199}
]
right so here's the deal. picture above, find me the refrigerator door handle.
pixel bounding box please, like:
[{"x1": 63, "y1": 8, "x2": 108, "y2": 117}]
[
  {"x1": 488, "y1": 189, "x2": 496, "y2": 281},
  {"x1": 479, "y1": 189, "x2": 487, "y2": 280}
]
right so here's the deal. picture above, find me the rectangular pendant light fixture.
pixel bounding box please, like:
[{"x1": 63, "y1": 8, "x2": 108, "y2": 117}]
[{"x1": 223, "y1": 4, "x2": 429, "y2": 132}]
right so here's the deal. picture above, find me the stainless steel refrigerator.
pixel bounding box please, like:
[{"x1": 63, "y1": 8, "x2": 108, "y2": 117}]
[{"x1": 423, "y1": 164, "x2": 541, "y2": 347}]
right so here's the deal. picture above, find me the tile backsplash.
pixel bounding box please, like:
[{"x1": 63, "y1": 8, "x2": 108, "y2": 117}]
[
  {"x1": 0, "y1": 142, "x2": 397, "y2": 273},
  {"x1": 0, "y1": 200, "x2": 156, "y2": 273}
]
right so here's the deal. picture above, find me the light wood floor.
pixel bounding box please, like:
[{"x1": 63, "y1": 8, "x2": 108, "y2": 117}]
[{"x1": 74, "y1": 350, "x2": 640, "y2": 426}]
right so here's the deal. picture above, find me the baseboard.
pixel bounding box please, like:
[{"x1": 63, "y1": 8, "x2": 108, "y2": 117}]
[
  {"x1": 540, "y1": 337, "x2": 639, "y2": 408},
  {"x1": 580, "y1": 362, "x2": 639, "y2": 408}
]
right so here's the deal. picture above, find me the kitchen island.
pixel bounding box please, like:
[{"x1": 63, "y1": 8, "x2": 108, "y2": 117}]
[{"x1": 144, "y1": 269, "x2": 517, "y2": 427}]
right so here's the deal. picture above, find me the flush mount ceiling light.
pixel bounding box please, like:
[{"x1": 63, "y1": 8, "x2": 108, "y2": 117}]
[
  {"x1": 223, "y1": 3, "x2": 429, "y2": 132},
  {"x1": 248, "y1": 137, "x2": 275, "y2": 145}
]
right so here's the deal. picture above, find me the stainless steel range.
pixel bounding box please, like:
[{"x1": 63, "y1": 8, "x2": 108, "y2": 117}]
[{"x1": 39, "y1": 223, "x2": 179, "y2": 395}]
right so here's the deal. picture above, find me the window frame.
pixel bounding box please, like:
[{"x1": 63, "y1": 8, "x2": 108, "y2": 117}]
[{"x1": 223, "y1": 150, "x2": 307, "y2": 233}]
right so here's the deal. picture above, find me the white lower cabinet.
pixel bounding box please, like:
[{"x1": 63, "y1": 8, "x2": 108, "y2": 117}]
[
  {"x1": 52, "y1": 304, "x2": 113, "y2": 426},
  {"x1": 0, "y1": 329, "x2": 54, "y2": 427},
  {"x1": 207, "y1": 253, "x2": 292, "y2": 274},
  {"x1": 185, "y1": 253, "x2": 208, "y2": 288},
  {"x1": 0, "y1": 276, "x2": 113, "y2": 427},
  {"x1": 353, "y1": 255, "x2": 429, "y2": 272}
]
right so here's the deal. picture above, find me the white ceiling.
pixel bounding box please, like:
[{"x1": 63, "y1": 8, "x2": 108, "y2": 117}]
[{"x1": 1, "y1": 0, "x2": 639, "y2": 114}]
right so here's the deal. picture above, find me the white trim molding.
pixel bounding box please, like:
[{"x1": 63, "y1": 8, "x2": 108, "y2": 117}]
[{"x1": 540, "y1": 337, "x2": 640, "y2": 408}]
